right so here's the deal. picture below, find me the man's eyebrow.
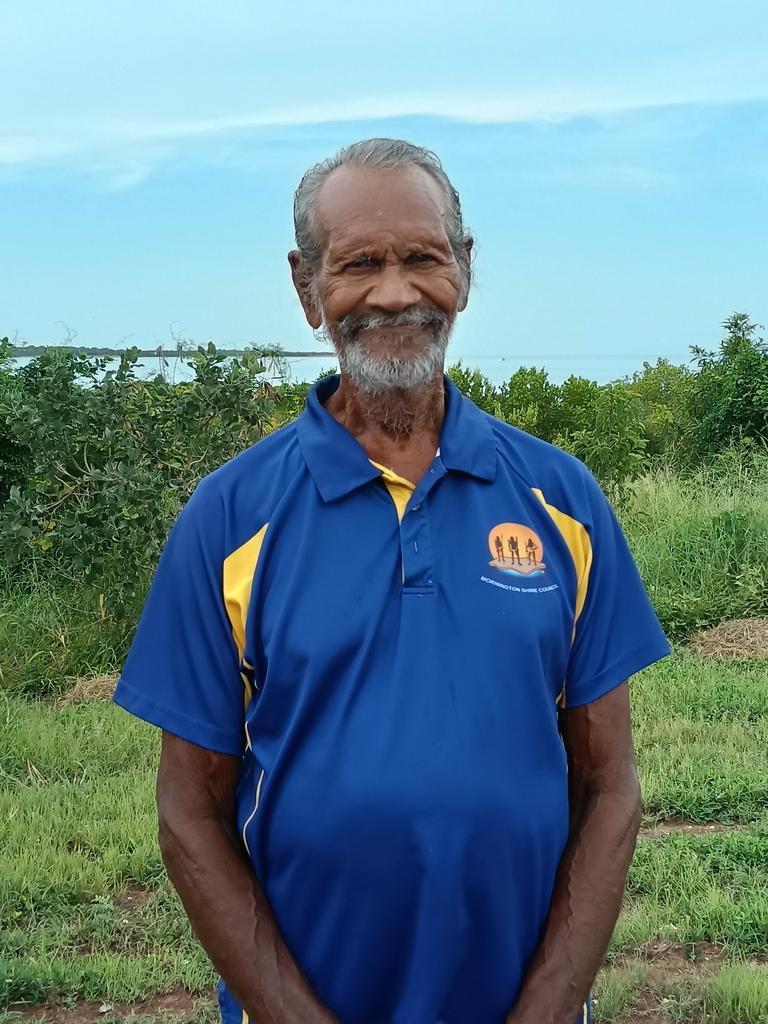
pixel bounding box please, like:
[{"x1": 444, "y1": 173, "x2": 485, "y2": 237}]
[
  {"x1": 326, "y1": 246, "x2": 379, "y2": 265},
  {"x1": 328, "y1": 236, "x2": 451, "y2": 259}
]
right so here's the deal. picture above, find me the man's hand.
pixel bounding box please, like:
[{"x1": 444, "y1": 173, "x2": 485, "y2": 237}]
[
  {"x1": 156, "y1": 732, "x2": 338, "y2": 1024},
  {"x1": 506, "y1": 682, "x2": 641, "y2": 1024}
]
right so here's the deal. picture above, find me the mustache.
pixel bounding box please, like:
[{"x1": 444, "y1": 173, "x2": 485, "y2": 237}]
[{"x1": 335, "y1": 307, "x2": 450, "y2": 344}]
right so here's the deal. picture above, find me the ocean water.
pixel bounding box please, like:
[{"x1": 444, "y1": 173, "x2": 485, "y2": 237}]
[{"x1": 9, "y1": 352, "x2": 649, "y2": 386}]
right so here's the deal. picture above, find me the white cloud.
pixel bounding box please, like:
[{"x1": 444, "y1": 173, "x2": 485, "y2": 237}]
[
  {"x1": 2, "y1": 0, "x2": 766, "y2": 187},
  {"x1": 1, "y1": 88, "x2": 764, "y2": 188}
]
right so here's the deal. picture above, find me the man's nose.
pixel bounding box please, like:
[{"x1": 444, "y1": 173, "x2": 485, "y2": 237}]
[{"x1": 365, "y1": 264, "x2": 422, "y2": 311}]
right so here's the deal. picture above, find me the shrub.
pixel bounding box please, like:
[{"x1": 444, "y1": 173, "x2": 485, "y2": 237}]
[
  {"x1": 494, "y1": 366, "x2": 562, "y2": 440},
  {"x1": 0, "y1": 338, "x2": 32, "y2": 501},
  {"x1": 447, "y1": 363, "x2": 644, "y2": 493},
  {"x1": 3, "y1": 314, "x2": 767, "y2": 630},
  {"x1": 447, "y1": 362, "x2": 503, "y2": 417},
  {"x1": 555, "y1": 375, "x2": 602, "y2": 438},
  {"x1": 0, "y1": 345, "x2": 280, "y2": 610},
  {"x1": 687, "y1": 313, "x2": 768, "y2": 460},
  {"x1": 557, "y1": 385, "x2": 649, "y2": 499},
  {"x1": 618, "y1": 357, "x2": 695, "y2": 460}
]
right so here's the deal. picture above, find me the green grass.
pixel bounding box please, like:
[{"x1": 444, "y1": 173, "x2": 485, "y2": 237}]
[
  {"x1": 622, "y1": 450, "x2": 768, "y2": 638},
  {"x1": 0, "y1": 704, "x2": 163, "y2": 902},
  {"x1": 0, "y1": 701, "x2": 216, "y2": 1007},
  {"x1": 632, "y1": 654, "x2": 768, "y2": 822},
  {"x1": 693, "y1": 966, "x2": 768, "y2": 1023},
  {"x1": 1, "y1": 649, "x2": 767, "y2": 1019},
  {"x1": 593, "y1": 964, "x2": 768, "y2": 1024},
  {"x1": 0, "y1": 579, "x2": 141, "y2": 698},
  {"x1": 592, "y1": 963, "x2": 649, "y2": 1023},
  {"x1": 615, "y1": 829, "x2": 768, "y2": 956}
]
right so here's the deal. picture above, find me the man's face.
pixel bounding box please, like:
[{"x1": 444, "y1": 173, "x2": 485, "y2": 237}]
[{"x1": 290, "y1": 164, "x2": 470, "y2": 393}]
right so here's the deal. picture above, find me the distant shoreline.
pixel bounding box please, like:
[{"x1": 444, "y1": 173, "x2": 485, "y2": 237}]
[{"x1": 9, "y1": 347, "x2": 329, "y2": 358}]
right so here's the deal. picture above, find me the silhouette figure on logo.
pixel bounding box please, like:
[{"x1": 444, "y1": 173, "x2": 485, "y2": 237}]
[
  {"x1": 526, "y1": 537, "x2": 539, "y2": 565},
  {"x1": 494, "y1": 534, "x2": 504, "y2": 563},
  {"x1": 507, "y1": 535, "x2": 522, "y2": 565}
]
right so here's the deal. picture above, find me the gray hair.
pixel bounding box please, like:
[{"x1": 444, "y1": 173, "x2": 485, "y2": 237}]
[{"x1": 293, "y1": 138, "x2": 472, "y2": 291}]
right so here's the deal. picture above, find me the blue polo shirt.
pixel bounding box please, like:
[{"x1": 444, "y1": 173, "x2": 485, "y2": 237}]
[{"x1": 114, "y1": 375, "x2": 669, "y2": 1024}]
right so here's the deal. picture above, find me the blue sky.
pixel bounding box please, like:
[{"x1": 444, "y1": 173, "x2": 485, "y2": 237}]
[{"x1": 1, "y1": 0, "x2": 767, "y2": 381}]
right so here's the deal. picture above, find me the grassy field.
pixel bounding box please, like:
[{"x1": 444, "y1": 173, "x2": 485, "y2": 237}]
[
  {"x1": 2, "y1": 456, "x2": 768, "y2": 1023},
  {"x1": 1, "y1": 648, "x2": 767, "y2": 1024},
  {"x1": 621, "y1": 448, "x2": 768, "y2": 639}
]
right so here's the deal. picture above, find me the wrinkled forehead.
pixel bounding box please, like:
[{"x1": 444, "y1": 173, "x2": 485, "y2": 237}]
[{"x1": 313, "y1": 164, "x2": 453, "y2": 256}]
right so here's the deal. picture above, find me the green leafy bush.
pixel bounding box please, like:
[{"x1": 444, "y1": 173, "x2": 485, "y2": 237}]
[
  {"x1": 447, "y1": 362, "x2": 504, "y2": 417},
  {"x1": 618, "y1": 357, "x2": 696, "y2": 460},
  {"x1": 687, "y1": 313, "x2": 768, "y2": 460},
  {"x1": 448, "y1": 362, "x2": 647, "y2": 492},
  {"x1": 0, "y1": 338, "x2": 32, "y2": 501},
  {"x1": 557, "y1": 384, "x2": 649, "y2": 499},
  {"x1": 0, "y1": 345, "x2": 280, "y2": 610},
  {"x1": 2, "y1": 313, "x2": 767, "y2": 635}
]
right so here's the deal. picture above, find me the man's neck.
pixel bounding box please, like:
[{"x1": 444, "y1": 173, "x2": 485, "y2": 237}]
[{"x1": 323, "y1": 372, "x2": 445, "y2": 485}]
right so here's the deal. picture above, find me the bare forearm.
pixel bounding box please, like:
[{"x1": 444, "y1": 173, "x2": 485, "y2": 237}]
[
  {"x1": 506, "y1": 784, "x2": 641, "y2": 1024},
  {"x1": 160, "y1": 817, "x2": 337, "y2": 1024}
]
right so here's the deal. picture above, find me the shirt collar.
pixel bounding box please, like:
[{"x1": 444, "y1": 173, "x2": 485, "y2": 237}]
[
  {"x1": 439, "y1": 375, "x2": 498, "y2": 483},
  {"x1": 296, "y1": 374, "x2": 497, "y2": 503}
]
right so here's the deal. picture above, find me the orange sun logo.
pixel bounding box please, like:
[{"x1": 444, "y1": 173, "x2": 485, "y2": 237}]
[{"x1": 488, "y1": 523, "x2": 546, "y2": 577}]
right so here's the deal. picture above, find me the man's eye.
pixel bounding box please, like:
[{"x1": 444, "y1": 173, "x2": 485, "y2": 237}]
[
  {"x1": 344, "y1": 257, "x2": 374, "y2": 270},
  {"x1": 407, "y1": 253, "x2": 435, "y2": 264}
]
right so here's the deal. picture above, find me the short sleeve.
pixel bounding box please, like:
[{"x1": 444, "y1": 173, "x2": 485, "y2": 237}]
[
  {"x1": 113, "y1": 480, "x2": 246, "y2": 755},
  {"x1": 564, "y1": 471, "x2": 671, "y2": 708}
]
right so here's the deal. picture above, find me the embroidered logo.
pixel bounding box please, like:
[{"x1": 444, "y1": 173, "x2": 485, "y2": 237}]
[{"x1": 488, "y1": 523, "x2": 546, "y2": 578}]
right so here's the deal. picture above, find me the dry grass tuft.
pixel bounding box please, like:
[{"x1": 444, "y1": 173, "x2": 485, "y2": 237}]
[
  {"x1": 57, "y1": 673, "x2": 119, "y2": 706},
  {"x1": 687, "y1": 617, "x2": 768, "y2": 660}
]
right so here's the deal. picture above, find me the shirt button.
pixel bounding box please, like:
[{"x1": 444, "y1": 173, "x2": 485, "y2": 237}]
[{"x1": 412, "y1": 504, "x2": 420, "y2": 512}]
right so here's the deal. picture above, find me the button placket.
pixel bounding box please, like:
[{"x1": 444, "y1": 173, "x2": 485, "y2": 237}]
[
  {"x1": 399, "y1": 462, "x2": 444, "y2": 594},
  {"x1": 400, "y1": 507, "x2": 435, "y2": 592}
]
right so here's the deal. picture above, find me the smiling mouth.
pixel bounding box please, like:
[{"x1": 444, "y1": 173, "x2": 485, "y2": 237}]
[
  {"x1": 358, "y1": 323, "x2": 430, "y2": 337},
  {"x1": 337, "y1": 308, "x2": 449, "y2": 341}
]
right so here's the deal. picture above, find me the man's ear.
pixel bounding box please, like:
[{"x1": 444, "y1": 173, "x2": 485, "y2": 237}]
[
  {"x1": 457, "y1": 236, "x2": 474, "y2": 312},
  {"x1": 288, "y1": 251, "x2": 323, "y2": 329}
]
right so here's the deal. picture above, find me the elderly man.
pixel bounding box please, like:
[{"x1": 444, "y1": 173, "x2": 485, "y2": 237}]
[{"x1": 114, "y1": 138, "x2": 670, "y2": 1024}]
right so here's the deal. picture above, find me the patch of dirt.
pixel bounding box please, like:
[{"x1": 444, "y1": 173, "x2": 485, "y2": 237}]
[
  {"x1": 687, "y1": 616, "x2": 768, "y2": 660},
  {"x1": 613, "y1": 939, "x2": 726, "y2": 976},
  {"x1": 113, "y1": 883, "x2": 156, "y2": 916},
  {"x1": 57, "y1": 674, "x2": 118, "y2": 706},
  {"x1": 640, "y1": 818, "x2": 737, "y2": 838},
  {"x1": 642, "y1": 939, "x2": 726, "y2": 973},
  {"x1": 605, "y1": 945, "x2": 726, "y2": 1023},
  {"x1": 626, "y1": 986, "x2": 669, "y2": 1023},
  {"x1": 7, "y1": 988, "x2": 214, "y2": 1023}
]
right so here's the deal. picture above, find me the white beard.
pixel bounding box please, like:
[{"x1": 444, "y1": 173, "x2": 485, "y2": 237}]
[
  {"x1": 329, "y1": 308, "x2": 452, "y2": 396},
  {"x1": 340, "y1": 336, "x2": 448, "y2": 393}
]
